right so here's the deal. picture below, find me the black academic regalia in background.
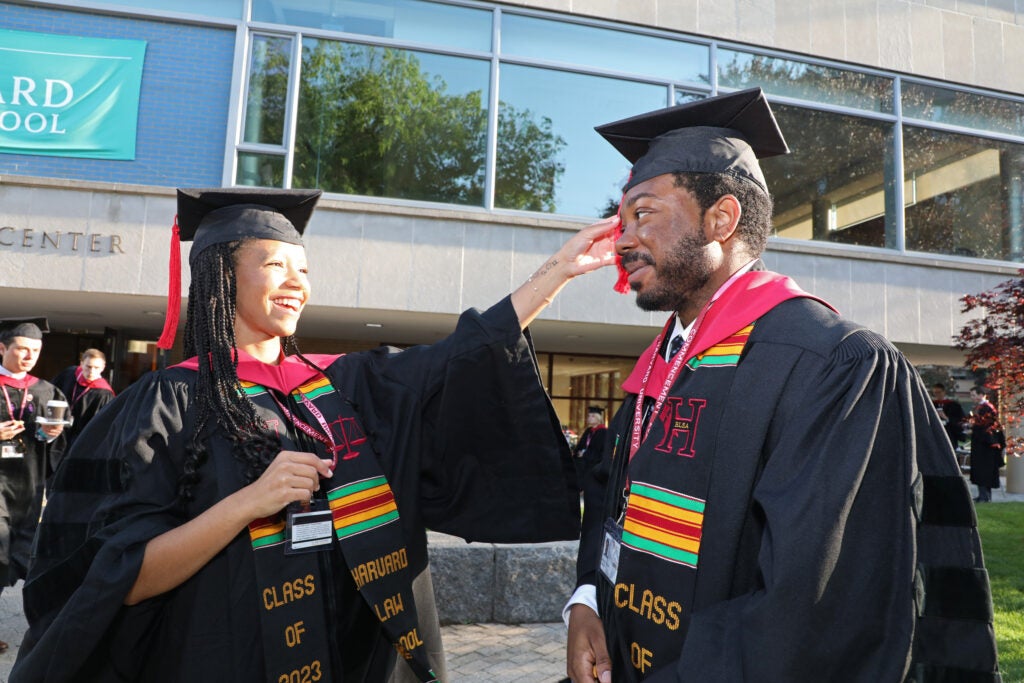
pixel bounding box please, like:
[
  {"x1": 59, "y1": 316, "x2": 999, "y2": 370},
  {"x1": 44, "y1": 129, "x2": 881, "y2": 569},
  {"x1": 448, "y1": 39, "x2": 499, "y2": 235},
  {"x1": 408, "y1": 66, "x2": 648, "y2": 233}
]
[
  {"x1": 50, "y1": 367, "x2": 116, "y2": 449},
  {"x1": 969, "y1": 400, "x2": 1005, "y2": 492},
  {"x1": 0, "y1": 375, "x2": 65, "y2": 586},
  {"x1": 14, "y1": 297, "x2": 579, "y2": 683},
  {"x1": 577, "y1": 274, "x2": 999, "y2": 682}
]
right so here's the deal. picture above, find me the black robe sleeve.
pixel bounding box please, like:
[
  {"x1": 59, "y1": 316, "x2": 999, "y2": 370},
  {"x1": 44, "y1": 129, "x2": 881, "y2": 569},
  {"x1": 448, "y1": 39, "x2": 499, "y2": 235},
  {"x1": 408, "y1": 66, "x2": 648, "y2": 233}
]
[
  {"x1": 329, "y1": 296, "x2": 580, "y2": 544},
  {"x1": 15, "y1": 371, "x2": 193, "y2": 682},
  {"x1": 649, "y1": 329, "x2": 998, "y2": 681}
]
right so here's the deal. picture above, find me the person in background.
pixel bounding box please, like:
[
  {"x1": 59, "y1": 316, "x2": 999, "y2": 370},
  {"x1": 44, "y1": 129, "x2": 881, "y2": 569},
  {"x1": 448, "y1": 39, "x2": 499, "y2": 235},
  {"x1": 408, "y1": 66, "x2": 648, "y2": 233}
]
[
  {"x1": 565, "y1": 88, "x2": 999, "y2": 682},
  {"x1": 51, "y1": 348, "x2": 116, "y2": 449},
  {"x1": 573, "y1": 405, "x2": 607, "y2": 490},
  {"x1": 15, "y1": 187, "x2": 618, "y2": 682},
  {"x1": 929, "y1": 382, "x2": 966, "y2": 449},
  {"x1": 968, "y1": 385, "x2": 1005, "y2": 503},
  {"x1": 0, "y1": 318, "x2": 66, "y2": 655}
]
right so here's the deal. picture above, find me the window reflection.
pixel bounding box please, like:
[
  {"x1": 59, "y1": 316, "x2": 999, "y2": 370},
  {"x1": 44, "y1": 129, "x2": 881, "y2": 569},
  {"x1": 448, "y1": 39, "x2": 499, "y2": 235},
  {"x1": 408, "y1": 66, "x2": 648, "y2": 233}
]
[
  {"x1": 237, "y1": 152, "x2": 285, "y2": 187},
  {"x1": 498, "y1": 64, "x2": 668, "y2": 216},
  {"x1": 904, "y1": 127, "x2": 1024, "y2": 261},
  {"x1": 903, "y1": 82, "x2": 1024, "y2": 137},
  {"x1": 719, "y1": 50, "x2": 893, "y2": 113},
  {"x1": 501, "y1": 14, "x2": 708, "y2": 84},
  {"x1": 243, "y1": 35, "x2": 290, "y2": 146},
  {"x1": 253, "y1": 0, "x2": 491, "y2": 51},
  {"x1": 294, "y1": 39, "x2": 490, "y2": 204},
  {"x1": 764, "y1": 105, "x2": 894, "y2": 248}
]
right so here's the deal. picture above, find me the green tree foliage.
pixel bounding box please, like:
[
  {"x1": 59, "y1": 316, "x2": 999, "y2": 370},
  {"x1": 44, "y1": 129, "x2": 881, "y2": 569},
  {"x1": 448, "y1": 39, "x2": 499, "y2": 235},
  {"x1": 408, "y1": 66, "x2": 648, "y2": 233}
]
[{"x1": 291, "y1": 40, "x2": 564, "y2": 211}]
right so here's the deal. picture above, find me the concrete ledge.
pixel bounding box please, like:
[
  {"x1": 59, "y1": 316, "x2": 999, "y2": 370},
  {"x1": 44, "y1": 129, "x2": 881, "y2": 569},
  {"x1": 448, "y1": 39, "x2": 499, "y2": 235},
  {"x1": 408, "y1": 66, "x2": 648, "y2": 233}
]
[{"x1": 427, "y1": 532, "x2": 578, "y2": 625}]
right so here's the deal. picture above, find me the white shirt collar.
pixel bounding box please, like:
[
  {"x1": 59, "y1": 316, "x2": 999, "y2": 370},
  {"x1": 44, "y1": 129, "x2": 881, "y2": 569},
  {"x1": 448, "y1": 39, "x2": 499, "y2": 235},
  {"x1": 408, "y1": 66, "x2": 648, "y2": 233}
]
[
  {"x1": 0, "y1": 365, "x2": 27, "y2": 380},
  {"x1": 665, "y1": 259, "x2": 758, "y2": 361}
]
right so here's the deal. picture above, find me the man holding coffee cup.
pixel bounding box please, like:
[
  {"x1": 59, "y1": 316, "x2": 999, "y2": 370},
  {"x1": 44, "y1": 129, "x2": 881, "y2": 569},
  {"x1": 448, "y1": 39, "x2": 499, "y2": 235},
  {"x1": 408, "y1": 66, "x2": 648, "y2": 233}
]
[{"x1": 0, "y1": 318, "x2": 66, "y2": 654}]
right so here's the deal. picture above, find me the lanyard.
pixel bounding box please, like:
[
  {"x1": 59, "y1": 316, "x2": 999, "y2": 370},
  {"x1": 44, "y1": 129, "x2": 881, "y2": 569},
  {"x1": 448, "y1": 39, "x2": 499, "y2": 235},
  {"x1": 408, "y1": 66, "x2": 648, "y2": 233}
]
[
  {"x1": 267, "y1": 388, "x2": 342, "y2": 468},
  {"x1": 1, "y1": 385, "x2": 29, "y2": 421},
  {"x1": 628, "y1": 267, "x2": 751, "y2": 463}
]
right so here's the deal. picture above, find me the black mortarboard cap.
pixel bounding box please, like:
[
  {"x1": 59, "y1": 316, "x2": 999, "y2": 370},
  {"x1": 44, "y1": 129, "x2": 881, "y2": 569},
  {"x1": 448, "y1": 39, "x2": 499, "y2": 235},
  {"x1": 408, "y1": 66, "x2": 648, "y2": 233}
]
[
  {"x1": 0, "y1": 317, "x2": 49, "y2": 343},
  {"x1": 158, "y1": 188, "x2": 323, "y2": 349},
  {"x1": 596, "y1": 87, "x2": 789, "y2": 194},
  {"x1": 176, "y1": 188, "x2": 322, "y2": 266}
]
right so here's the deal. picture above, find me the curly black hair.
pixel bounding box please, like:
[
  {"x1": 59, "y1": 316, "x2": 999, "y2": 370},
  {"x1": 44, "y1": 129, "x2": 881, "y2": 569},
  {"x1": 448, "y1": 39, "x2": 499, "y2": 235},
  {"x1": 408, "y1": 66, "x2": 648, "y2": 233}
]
[
  {"x1": 672, "y1": 172, "x2": 774, "y2": 256},
  {"x1": 177, "y1": 240, "x2": 285, "y2": 501}
]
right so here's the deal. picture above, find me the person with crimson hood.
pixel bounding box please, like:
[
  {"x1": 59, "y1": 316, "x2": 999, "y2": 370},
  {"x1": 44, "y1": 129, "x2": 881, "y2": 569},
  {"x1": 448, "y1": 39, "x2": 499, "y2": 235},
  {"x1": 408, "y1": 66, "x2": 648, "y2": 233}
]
[
  {"x1": 0, "y1": 317, "x2": 66, "y2": 655},
  {"x1": 14, "y1": 187, "x2": 619, "y2": 683},
  {"x1": 564, "y1": 88, "x2": 1000, "y2": 682},
  {"x1": 51, "y1": 348, "x2": 116, "y2": 449}
]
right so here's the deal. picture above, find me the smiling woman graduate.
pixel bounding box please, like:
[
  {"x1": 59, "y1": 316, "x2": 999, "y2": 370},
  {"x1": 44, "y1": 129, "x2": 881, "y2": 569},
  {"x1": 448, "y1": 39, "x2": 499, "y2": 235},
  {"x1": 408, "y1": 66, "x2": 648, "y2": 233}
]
[{"x1": 13, "y1": 188, "x2": 619, "y2": 683}]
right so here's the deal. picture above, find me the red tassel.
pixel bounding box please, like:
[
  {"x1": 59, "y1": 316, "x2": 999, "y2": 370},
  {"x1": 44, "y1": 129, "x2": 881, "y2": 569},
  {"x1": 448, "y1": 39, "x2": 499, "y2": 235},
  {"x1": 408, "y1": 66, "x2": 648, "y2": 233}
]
[
  {"x1": 157, "y1": 216, "x2": 182, "y2": 350},
  {"x1": 612, "y1": 180, "x2": 631, "y2": 294}
]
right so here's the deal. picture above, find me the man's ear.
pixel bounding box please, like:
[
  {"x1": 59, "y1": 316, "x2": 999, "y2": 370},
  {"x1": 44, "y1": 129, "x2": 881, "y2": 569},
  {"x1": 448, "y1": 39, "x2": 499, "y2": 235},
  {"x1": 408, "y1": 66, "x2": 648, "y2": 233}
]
[{"x1": 705, "y1": 194, "x2": 742, "y2": 244}]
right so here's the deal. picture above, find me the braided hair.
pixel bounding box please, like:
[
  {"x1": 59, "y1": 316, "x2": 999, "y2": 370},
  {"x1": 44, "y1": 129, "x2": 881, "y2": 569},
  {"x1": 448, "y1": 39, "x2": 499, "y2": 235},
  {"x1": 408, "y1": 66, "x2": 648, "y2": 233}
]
[{"x1": 178, "y1": 239, "x2": 286, "y2": 501}]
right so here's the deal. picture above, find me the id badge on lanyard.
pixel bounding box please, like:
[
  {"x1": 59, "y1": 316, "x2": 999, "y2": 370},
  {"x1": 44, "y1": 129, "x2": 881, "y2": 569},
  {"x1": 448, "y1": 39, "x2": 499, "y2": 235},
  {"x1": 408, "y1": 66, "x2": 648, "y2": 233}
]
[
  {"x1": 600, "y1": 518, "x2": 623, "y2": 583},
  {"x1": 285, "y1": 499, "x2": 334, "y2": 554}
]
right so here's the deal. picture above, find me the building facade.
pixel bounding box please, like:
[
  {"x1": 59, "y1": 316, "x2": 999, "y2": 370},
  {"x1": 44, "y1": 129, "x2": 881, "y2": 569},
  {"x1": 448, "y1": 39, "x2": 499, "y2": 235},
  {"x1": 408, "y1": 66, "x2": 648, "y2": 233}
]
[{"x1": 1, "y1": 0, "x2": 1021, "y2": 432}]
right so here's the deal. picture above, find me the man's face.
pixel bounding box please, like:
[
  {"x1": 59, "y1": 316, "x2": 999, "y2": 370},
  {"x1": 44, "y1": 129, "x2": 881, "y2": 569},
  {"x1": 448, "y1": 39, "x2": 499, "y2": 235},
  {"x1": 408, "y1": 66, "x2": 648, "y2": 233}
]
[
  {"x1": 0, "y1": 336, "x2": 42, "y2": 374},
  {"x1": 615, "y1": 174, "x2": 716, "y2": 313},
  {"x1": 80, "y1": 357, "x2": 106, "y2": 382},
  {"x1": 931, "y1": 386, "x2": 944, "y2": 401},
  {"x1": 586, "y1": 411, "x2": 602, "y2": 427}
]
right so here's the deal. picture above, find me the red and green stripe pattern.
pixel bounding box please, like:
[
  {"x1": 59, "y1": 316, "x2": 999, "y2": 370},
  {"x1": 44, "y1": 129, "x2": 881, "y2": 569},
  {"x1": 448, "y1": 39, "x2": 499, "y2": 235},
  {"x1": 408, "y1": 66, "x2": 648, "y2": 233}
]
[
  {"x1": 686, "y1": 323, "x2": 754, "y2": 370},
  {"x1": 328, "y1": 476, "x2": 399, "y2": 539},
  {"x1": 248, "y1": 515, "x2": 286, "y2": 549},
  {"x1": 622, "y1": 481, "x2": 704, "y2": 568}
]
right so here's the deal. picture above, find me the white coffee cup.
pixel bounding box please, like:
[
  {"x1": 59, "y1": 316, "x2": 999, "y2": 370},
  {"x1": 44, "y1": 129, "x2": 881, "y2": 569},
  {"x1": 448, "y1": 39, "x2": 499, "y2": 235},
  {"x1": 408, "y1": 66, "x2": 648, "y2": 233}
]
[{"x1": 45, "y1": 399, "x2": 68, "y2": 422}]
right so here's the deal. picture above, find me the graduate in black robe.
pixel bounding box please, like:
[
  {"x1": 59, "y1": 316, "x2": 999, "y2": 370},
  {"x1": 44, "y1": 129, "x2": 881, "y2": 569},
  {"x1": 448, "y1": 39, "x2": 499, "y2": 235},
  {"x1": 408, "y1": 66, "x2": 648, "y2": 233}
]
[
  {"x1": 0, "y1": 318, "x2": 66, "y2": 656},
  {"x1": 51, "y1": 348, "x2": 116, "y2": 449},
  {"x1": 565, "y1": 89, "x2": 1000, "y2": 682},
  {"x1": 14, "y1": 188, "x2": 619, "y2": 683}
]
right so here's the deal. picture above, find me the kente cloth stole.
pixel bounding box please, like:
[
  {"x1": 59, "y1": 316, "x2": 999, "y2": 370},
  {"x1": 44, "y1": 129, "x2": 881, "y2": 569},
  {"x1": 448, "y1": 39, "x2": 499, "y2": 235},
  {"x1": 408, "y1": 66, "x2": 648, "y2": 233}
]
[{"x1": 245, "y1": 378, "x2": 438, "y2": 683}]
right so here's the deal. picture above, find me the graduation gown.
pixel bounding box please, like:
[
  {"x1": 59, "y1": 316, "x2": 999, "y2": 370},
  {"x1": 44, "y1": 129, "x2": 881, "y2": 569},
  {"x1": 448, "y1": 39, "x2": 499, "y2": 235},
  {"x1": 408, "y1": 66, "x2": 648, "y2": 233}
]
[
  {"x1": 577, "y1": 271, "x2": 999, "y2": 682},
  {"x1": 51, "y1": 366, "x2": 116, "y2": 449},
  {"x1": 14, "y1": 297, "x2": 579, "y2": 683},
  {"x1": 0, "y1": 374, "x2": 66, "y2": 584},
  {"x1": 969, "y1": 401, "x2": 1005, "y2": 490}
]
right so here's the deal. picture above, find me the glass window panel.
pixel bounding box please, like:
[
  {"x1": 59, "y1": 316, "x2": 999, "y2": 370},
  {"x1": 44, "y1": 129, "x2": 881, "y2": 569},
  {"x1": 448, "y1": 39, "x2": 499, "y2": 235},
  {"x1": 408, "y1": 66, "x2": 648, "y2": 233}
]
[
  {"x1": 243, "y1": 35, "x2": 291, "y2": 146},
  {"x1": 904, "y1": 126, "x2": 1024, "y2": 262},
  {"x1": 547, "y1": 353, "x2": 634, "y2": 437},
  {"x1": 253, "y1": 0, "x2": 491, "y2": 51},
  {"x1": 94, "y1": 0, "x2": 242, "y2": 17},
  {"x1": 502, "y1": 14, "x2": 708, "y2": 84},
  {"x1": 236, "y1": 152, "x2": 286, "y2": 187},
  {"x1": 498, "y1": 64, "x2": 668, "y2": 215},
  {"x1": 718, "y1": 49, "x2": 893, "y2": 114},
  {"x1": 902, "y1": 83, "x2": 1024, "y2": 136},
  {"x1": 295, "y1": 38, "x2": 490, "y2": 205},
  {"x1": 763, "y1": 105, "x2": 895, "y2": 249}
]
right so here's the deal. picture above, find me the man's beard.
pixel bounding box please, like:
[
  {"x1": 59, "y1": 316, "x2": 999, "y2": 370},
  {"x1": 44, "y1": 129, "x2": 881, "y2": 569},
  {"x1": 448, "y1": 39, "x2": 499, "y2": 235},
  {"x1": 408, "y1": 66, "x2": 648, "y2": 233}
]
[{"x1": 630, "y1": 232, "x2": 714, "y2": 312}]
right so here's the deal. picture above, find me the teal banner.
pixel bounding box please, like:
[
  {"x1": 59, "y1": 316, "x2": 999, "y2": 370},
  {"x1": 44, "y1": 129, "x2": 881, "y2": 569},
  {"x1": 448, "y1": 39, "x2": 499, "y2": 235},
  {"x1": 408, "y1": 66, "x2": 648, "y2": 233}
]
[{"x1": 0, "y1": 29, "x2": 147, "y2": 160}]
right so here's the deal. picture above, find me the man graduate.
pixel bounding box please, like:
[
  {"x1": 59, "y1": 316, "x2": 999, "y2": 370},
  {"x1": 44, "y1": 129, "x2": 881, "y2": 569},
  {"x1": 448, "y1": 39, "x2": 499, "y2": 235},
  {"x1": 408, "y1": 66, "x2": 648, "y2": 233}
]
[
  {"x1": 51, "y1": 348, "x2": 116, "y2": 449},
  {"x1": 565, "y1": 89, "x2": 1000, "y2": 682},
  {"x1": 0, "y1": 318, "x2": 66, "y2": 654}
]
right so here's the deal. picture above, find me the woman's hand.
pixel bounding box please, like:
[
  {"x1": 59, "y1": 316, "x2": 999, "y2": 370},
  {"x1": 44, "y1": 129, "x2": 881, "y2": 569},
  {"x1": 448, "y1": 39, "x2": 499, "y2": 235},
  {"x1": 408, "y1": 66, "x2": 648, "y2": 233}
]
[
  {"x1": 238, "y1": 450, "x2": 335, "y2": 519},
  {"x1": 125, "y1": 450, "x2": 333, "y2": 605},
  {"x1": 512, "y1": 216, "x2": 621, "y2": 329}
]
